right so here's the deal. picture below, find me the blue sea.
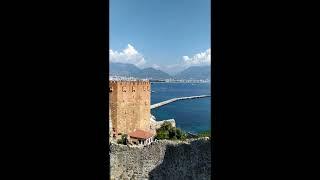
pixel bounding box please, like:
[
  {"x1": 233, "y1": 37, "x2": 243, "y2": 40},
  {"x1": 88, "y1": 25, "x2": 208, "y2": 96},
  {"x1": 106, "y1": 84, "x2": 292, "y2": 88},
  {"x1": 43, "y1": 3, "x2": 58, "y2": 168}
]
[{"x1": 150, "y1": 83, "x2": 211, "y2": 134}]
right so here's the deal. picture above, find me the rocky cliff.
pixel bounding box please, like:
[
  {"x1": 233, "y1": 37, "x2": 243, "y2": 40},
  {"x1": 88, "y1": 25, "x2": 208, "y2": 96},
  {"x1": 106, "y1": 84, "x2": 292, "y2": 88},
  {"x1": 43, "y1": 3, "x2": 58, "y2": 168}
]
[
  {"x1": 150, "y1": 114, "x2": 176, "y2": 131},
  {"x1": 110, "y1": 138, "x2": 212, "y2": 180}
]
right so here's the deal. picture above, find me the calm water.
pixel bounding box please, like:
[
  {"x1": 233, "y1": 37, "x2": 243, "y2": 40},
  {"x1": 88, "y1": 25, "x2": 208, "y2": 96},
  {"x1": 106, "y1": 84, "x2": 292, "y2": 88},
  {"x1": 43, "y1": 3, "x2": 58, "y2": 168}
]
[{"x1": 151, "y1": 83, "x2": 211, "y2": 134}]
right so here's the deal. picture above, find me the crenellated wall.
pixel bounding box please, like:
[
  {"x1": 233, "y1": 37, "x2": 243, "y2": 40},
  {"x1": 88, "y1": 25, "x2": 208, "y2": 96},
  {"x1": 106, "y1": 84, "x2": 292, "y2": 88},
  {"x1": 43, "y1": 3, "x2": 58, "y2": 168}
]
[
  {"x1": 109, "y1": 80, "x2": 151, "y2": 137},
  {"x1": 110, "y1": 138, "x2": 212, "y2": 180}
]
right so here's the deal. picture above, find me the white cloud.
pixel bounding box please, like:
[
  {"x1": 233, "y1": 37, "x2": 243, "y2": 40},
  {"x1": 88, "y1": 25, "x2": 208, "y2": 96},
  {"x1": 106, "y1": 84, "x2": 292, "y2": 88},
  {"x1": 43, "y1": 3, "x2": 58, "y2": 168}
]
[
  {"x1": 182, "y1": 48, "x2": 211, "y2": 66},
  {"x1": 146, "y1": 49, "x2": 211, "y2": 75},
  {"x1": 109, "y1": 44, "x2": 146, "y2": 66},
  {"x1": 109, "y1": 45, "x2": 210, "y2": 75}
]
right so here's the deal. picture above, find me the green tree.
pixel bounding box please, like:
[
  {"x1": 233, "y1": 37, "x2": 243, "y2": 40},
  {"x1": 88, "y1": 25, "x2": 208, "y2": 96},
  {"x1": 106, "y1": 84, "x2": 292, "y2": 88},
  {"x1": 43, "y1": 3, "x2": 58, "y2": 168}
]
[
  {"x1": 155, "y1": 130, "x2": 169, "y2": 140},
  {"x1": 161, "y1": 122, "x2": 173, "y2": 131},
  {"x1": 168, "y1": 128, "x2": 177, "y2": 139},
  {"x1": 180, "y1": 133, "x2": 187, "y2": 141},
  {"x1": 155, "y1": 122, "x2": 187, "y2": 141},
  {"x1": 117, "y1": 134, "x2": 128, "y2": 145},
  {"x1": 176, "y1": 128, "x2": 182, "y2": 139}
]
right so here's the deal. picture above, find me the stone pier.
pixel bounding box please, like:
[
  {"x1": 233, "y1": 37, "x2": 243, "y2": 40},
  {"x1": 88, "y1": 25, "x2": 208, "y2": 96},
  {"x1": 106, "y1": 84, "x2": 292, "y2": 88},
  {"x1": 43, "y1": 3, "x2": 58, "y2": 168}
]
[{"x1": 150, "y1": 95, "x2": 210, "y2": 109}]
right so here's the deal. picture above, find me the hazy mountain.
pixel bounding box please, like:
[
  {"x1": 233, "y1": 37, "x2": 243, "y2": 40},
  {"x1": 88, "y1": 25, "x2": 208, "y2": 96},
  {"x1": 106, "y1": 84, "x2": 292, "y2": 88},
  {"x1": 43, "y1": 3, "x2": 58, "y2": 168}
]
[
  {"x1": 174, "y1": 66, "x2": 210, "y2": 80},
  {"x1": 134, "y1": 67, "x2": 172, "y2": 80},
  {"x1": 110, "y1": 62, "x2": 210, "y2": 80},
  {"x1": 110, "y1": 63, "x2": 172, "y2": 79},
  {"x1": 109, "y1": 62, "x2": 141, "y2": 76}
]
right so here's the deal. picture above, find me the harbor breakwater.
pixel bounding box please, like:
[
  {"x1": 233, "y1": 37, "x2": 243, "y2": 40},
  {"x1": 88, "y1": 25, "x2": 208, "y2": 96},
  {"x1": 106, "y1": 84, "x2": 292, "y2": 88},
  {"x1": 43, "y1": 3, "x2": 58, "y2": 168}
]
[{"x1": 150, "y1": 95, "x2": 211, "y2": 109}]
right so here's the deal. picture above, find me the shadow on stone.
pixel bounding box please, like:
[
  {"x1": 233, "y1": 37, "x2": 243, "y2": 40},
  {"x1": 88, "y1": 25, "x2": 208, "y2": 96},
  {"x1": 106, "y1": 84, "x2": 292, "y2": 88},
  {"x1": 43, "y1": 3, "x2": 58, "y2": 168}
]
[{"x1": 149, "y1": 139, "x2": 212, "y2": 180}]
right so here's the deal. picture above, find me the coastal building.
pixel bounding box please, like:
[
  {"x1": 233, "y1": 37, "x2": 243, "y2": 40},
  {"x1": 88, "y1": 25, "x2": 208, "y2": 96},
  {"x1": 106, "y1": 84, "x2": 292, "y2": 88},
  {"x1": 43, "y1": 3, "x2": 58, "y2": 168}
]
[
  {"x1": 109, "y1": 79, "x2": 154, "y2": 140},
  {"x1": 128, "y1": 129, "x2": 154, "y2": 145}
]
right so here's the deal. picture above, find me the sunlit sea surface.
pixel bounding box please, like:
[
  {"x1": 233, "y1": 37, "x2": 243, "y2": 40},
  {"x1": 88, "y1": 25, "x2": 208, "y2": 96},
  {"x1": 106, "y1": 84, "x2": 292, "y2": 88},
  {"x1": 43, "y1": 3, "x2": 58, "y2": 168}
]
[{"x1": 151, "y1": 83, "x2": 211, "y2": 134}]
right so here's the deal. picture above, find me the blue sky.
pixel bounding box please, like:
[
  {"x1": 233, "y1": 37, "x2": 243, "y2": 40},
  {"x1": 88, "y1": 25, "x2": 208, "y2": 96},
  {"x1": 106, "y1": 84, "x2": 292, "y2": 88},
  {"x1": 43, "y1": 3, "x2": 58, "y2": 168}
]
[{"x1": 110, "y1": 0, "x2": 211, "y2": 75}]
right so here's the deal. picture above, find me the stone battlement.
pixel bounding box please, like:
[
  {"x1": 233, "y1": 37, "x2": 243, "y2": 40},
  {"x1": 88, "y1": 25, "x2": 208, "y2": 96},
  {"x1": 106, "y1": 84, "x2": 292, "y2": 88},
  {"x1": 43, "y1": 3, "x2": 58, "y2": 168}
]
[
  {"x1": 109, "y1": 80, "x2": 150, "y2": 92},
  {"x1": 109, "y1": 80, "x2": 150, "y2": 84}
]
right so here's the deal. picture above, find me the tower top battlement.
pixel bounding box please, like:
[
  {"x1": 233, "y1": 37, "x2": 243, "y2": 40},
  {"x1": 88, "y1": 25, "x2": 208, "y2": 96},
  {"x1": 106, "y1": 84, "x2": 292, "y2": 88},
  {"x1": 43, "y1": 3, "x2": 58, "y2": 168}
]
[
  {"x1": 109, "y1": 80, "x2": 150, "y2": 85},
  {"x1": 109, "y1": 75, "x2": 149, "y2": 81}
]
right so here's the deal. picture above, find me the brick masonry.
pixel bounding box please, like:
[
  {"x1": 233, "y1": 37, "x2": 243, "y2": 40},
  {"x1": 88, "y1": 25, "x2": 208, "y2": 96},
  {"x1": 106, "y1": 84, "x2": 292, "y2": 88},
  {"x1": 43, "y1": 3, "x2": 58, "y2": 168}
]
[{"x1": 109, "y1": 80, "x2": 151, "y2": 137}]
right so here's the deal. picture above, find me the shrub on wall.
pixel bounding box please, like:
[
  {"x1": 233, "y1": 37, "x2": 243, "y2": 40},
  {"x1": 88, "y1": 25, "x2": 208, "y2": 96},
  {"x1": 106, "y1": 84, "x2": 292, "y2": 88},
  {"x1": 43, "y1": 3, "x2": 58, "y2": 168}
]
[
  {"x1": 155, "y1": 122, "x2": 187, "y2": 141},
  {"x1": 117, "y1": 134, "x2": 128, "y2": 145},
  {"x1": 197, "y1": 130, "x2": 211, "y2": 138}
]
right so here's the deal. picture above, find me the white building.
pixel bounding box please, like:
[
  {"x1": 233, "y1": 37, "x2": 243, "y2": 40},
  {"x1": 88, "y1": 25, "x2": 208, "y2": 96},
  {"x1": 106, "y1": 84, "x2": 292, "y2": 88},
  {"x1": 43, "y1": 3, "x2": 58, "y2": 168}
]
[{"x1": 128, "y1": 129, "x2": 155, "y2": 146}]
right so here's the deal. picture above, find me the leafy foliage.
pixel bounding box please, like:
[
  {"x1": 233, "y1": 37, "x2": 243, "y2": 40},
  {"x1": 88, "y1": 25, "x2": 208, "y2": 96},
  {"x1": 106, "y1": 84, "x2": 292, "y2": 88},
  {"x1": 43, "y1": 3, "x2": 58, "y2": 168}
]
[
  {"x1": 155, "y1": 122, "x2": 187, "y2": 141},
  {"x1": 117, "y1": 134, "x2": 128, "y2": 145},
  {"x1": 198, "y1": 130, "x2": 211, "y2": 137},
  {"x1": 155, "y1": 130, "x2": 169, "y2": 140}
]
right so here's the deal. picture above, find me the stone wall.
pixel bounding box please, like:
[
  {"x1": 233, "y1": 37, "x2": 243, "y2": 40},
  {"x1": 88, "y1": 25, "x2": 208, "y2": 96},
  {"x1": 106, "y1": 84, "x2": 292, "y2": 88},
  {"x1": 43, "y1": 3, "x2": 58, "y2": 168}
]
[
  {"x1": 110, "y1": 138, "x2": 211, "y2": 180},
  {"x1": 109, "y1": 80, "x2": 151, "y2": 136}
]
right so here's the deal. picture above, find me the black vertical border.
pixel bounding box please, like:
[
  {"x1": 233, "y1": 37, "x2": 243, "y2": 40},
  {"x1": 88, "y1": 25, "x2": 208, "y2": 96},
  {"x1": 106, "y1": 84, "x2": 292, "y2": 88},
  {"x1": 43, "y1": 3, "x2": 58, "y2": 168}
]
[
  {"x1": 105, "y1": 0, "x2": 111, "y2": 179},
  {"x1": 212, "y1": 0, "x2": 222, "y2": 179}
]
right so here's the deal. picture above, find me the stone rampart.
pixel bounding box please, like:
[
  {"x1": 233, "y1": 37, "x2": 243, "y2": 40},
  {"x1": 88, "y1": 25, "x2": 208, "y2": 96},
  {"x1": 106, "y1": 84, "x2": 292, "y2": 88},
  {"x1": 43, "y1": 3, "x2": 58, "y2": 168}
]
[{"x1": 110, "y1": 138, "x2": 211, "y2": 180}]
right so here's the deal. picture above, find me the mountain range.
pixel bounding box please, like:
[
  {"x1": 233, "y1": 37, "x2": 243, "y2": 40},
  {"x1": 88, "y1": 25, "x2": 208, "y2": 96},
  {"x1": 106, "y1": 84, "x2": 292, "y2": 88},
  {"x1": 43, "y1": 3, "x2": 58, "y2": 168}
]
[
  {"x1": 110, "y1": 62, "x2": 210, "y2": 80},
  {"x1": 174, "y1": 66, "x2": 210, "y2": 80}
]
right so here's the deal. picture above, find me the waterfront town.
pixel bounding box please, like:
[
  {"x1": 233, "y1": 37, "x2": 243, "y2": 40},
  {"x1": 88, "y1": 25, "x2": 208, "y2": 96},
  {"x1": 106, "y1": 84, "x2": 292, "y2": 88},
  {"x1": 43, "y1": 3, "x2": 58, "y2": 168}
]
[{"x1": 109, "y1": 75, "x2": 210, "y2": 83}]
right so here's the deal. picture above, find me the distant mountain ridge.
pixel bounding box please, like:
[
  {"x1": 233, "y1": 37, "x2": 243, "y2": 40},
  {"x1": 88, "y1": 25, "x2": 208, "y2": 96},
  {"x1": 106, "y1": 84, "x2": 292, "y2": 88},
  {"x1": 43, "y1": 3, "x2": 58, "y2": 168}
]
[
  {"x1": 110, "y1": 63, "x2": 141, "y2": 76},
  {"x1": 174, "y1": 66, "x2": 210, "y2": 80},
  {"x1": 110, "y1": 62, "x2": 210, "y2": 80},
  {"x1": 135, "y1": 67, "x2": 172, "y2": 79}
]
